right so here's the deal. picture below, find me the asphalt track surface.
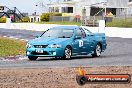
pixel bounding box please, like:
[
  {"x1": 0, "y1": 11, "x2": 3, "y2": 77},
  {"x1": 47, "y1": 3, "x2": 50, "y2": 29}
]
[{"x1": 0, "y1": 28, "x2": 132, "y2": 68}]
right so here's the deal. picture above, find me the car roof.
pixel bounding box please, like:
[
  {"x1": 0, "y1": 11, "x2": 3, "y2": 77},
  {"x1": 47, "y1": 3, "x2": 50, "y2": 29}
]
[{"x1": 51, "y1": 26, "x2": 79, "y2": 29}]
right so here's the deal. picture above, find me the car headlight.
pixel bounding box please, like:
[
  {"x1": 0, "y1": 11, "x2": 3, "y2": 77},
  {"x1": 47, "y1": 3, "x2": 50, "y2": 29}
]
[
  {"x1": 26, "y1": 43, "x2": 32, "y2": 48},
  {"x1": 50, "y1": 44, "x2": 61, "y2": 48}
]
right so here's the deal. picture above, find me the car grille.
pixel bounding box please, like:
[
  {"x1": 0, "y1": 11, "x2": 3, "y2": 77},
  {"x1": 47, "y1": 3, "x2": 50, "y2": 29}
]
[
  {"x1": 31, "y1": 51, "x2": 49, "y2": 55},
  {"x1": 34, "y1": 45, "x2": 48, "y2": 48}
]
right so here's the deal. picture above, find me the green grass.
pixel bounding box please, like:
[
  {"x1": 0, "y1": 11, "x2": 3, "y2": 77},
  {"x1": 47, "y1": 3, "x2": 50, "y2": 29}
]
[
  {"x1": 106, "y1": 18, "x2": 132, "y2": 27},
  {"x1": 13, "y1": 18, "x2": 132, "y2": 27},
  {"x1": 0, "y1": 37, "x2": 26, "y2": 57},
  {"x1": 37, "y1": 21, "x2": 81, "y2": 26}
]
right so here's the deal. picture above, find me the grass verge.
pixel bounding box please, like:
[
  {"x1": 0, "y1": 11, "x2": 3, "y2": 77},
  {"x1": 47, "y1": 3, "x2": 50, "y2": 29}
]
[
  {"x1": 0, "y1": 37, "x2": 26, "y2": 57},
  {"x1": 106, "y1": 18, "x2": 132, "y2": 27}
]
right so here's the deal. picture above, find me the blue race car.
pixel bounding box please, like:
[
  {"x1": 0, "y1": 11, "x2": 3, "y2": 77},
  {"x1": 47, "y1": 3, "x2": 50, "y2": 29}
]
[{"x1": 26, "y1": 26, "x2": 107, "y2": 60}]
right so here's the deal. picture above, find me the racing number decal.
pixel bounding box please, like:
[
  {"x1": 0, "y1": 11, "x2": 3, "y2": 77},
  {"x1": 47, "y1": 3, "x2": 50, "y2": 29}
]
[{"x1": 79, "y1": 40, "x2": 83, "y2": 47}]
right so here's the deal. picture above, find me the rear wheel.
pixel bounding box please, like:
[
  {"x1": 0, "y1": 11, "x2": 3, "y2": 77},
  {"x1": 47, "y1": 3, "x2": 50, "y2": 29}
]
[
  {"x1": 28, "y1": 56, "x2": 38, "y2": 61},
  {"x1": 63, "y1": 46, "x2": 72, "y2": 60},
  {"x1": 92, "y1": 44, "x2": 101, "y2": 57}
]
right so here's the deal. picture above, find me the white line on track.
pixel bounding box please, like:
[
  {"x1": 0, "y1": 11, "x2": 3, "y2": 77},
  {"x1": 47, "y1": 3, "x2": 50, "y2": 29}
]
[
  {"x1": 3, "y1": 36, "x2": 7, "y2": 37},
  {"x1": 2, "y1": 36, "x2": 28, "y2": 42},
  {"x1": 25, "y1": 39, "x2": 29, "y2": 42},
  {"x1": 20, "y1": 39, "x2": 29, "y2": 41},
  {"x1": 9, "y1": 36, "x2": 14, "y2": 39},
  {"x1": 15, "y1": 38, "x2": 19, "y2": 40},
  {"x1": 20, "y1": 39, "x2": 25, "y2": 41}
]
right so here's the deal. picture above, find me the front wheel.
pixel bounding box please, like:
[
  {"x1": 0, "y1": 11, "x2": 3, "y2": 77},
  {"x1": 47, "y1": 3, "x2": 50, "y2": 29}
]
[
  {"x1": 92, "y1": 44, "x2": 101, "y2": 57},
  {"x1": 28, "y1": 56, "x2": 38, "y2": 61},
  {"x1": 63, "y1": 46, "x2": 72, "y2": 60}
]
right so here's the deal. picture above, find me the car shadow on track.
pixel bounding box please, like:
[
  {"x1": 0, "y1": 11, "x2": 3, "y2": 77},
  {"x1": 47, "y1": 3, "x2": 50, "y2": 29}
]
[{"x1": 35, "y1": 56, "x2": 97, "y2": 61}]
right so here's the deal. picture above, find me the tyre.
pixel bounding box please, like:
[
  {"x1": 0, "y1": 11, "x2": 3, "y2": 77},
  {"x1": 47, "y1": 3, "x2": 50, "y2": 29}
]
[
  {"x1": 28, "y1": 56, "x2": 38, "y2": 61},
  {"x1": 63, "y1": 46, "x2": 72, "y2": 60},
  {"x1": 92, "y1": 44, "x2": 102, "y2": 57}
]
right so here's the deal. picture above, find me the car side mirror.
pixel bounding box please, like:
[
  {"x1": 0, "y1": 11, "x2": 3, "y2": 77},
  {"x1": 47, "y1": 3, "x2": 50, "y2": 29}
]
[{"x1": 75, "y1": 36, "x2": 81, "y2": 39}]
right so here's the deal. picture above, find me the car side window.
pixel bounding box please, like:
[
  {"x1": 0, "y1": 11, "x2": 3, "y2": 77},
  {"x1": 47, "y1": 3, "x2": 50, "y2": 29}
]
[
  {"x1": 83, "y1": 28, "x2": 92, "y2": 34},
  {"x1": 75, "y1": 28, "x2": 86, "y2": 38},
  {"x1": 80, "y1": 28, "x2": 86, "y2": 38},
  {"x1": 76, "y1": 29, "x2": 82, "y2": 36}
]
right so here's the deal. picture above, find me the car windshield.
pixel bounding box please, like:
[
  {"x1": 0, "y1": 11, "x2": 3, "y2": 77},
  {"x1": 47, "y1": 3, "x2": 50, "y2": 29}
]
[{"x1": 42, "y1": 28, "x2": 74, "y2": 38}]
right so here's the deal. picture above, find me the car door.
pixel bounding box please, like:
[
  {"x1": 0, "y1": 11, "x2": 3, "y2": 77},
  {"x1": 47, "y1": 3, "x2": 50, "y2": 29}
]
[
  {"x1": 72, "y1": 29, "x2": 81, "y2": 56},
  {"x1": 79, "y1": 28, "x2": 91, "y2": 55},
  {"x1": 72, "y1": 28, "x2": 91, "y2": 55}
]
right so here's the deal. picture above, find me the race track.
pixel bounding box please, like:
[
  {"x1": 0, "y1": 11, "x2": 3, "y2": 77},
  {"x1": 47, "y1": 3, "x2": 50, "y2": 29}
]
[{"x1": 0, "y1": 28, "x2": 132, "y2": 68}]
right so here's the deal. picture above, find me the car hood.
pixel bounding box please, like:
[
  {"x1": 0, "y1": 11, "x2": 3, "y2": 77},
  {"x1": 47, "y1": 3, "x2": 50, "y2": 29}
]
[{"x1": 29, "y1": 37, "x2": 71, "y2": 45}]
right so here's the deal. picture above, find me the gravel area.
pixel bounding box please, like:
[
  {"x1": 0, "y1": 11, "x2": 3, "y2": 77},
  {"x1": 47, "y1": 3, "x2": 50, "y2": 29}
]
[{"x1": 0, "y1": 66, "x2": 131, "y2": 88}]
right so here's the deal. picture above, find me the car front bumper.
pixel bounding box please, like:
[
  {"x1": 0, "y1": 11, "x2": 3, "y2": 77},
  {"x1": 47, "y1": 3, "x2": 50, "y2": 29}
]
[{"x1": 26, "y1": 47, "x2": 64, "y2": 57}]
